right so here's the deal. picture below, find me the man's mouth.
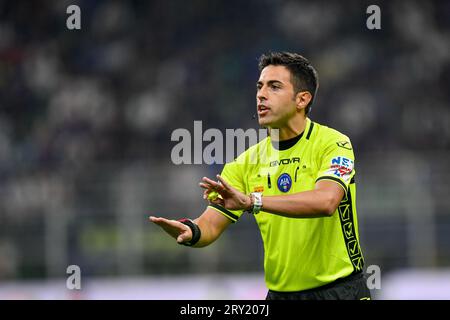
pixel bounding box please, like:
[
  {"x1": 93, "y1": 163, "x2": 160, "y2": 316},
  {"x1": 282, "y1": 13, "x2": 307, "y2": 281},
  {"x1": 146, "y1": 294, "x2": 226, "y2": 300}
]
[{"x1": 257, "y1": 104, "x2": 270, "y2": 116}]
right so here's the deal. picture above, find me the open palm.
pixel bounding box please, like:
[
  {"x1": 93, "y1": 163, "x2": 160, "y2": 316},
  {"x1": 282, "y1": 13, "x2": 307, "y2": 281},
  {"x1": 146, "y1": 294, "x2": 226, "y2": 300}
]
[{"x1": 149, "y1": 216, "x2": 192, "y2": 243}]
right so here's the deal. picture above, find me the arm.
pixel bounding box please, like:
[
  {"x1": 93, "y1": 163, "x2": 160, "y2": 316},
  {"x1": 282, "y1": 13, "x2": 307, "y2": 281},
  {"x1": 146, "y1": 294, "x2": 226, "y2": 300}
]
[
  {"x1": 149, "y1": 207, "x2": 232, "y2": 248},
  {"x1": 193, "y1": 208, "x2": 233, "y2": 247},
  {"x1": 260, "y1": 180, "x2": 344, "y2": 218},
  {"x1": 201, "y1": 175, "x2": 344, "y2": 218}
]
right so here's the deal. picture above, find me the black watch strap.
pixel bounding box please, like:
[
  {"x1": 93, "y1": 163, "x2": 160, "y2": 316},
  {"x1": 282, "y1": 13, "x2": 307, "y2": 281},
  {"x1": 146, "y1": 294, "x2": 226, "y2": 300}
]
[{"x1": 178, "y1": 218, "x2": 201, "y2": 246}]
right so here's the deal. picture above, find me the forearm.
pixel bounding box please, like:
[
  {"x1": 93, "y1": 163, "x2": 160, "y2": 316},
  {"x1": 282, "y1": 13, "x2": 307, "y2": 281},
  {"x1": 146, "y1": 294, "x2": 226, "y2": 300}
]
[
  {"x1": 261, "y1": 189, "x2": 339, "y2": 218},
  {"x1": 190, "y1": 208, "x2": 232, "y2": 248},
  {"x1": 191, "y1": 218, "x2": 216, "y2": 248}
]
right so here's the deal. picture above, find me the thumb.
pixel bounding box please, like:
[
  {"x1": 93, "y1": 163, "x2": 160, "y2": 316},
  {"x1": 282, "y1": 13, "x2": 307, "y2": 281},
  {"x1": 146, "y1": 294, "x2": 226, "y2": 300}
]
[{"x1": 177, "y1": 229, "x2": 191, "y2": 243}]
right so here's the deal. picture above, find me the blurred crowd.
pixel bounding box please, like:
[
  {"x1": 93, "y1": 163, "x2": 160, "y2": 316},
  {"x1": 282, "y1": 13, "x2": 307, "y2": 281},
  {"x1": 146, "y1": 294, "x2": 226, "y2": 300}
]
[{"x1": 0, "y1": 0, "x2": 449, "y2": 280}]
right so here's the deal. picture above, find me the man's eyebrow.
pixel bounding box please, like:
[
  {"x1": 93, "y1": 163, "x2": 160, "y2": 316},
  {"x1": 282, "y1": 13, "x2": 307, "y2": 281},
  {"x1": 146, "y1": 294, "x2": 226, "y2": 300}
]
[{"x1": 256, "y1": 80, "x2": 284, "y2": 86}]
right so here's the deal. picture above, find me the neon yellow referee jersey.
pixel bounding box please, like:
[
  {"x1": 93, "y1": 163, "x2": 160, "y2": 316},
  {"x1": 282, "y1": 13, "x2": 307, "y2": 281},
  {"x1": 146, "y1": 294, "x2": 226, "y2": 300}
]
[{"x1": 209, "y1": 118, "x2": 365, "y2": 292}]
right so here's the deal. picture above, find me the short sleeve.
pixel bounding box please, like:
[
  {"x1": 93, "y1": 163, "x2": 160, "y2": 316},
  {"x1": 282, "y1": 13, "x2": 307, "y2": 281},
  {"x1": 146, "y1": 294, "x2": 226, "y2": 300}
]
[
  {"x1": 315, "y1": 136, "x2": 355, "y2": 195},
  {"x1": 208, "y1": 159, "x2": 246, "y2": 223}
]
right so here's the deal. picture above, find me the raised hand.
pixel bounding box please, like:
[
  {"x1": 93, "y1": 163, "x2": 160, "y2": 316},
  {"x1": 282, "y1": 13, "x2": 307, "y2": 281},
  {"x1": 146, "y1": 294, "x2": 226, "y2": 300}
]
[{"x1": 199, "y1": 175, "x2": 251, "y2": 211}]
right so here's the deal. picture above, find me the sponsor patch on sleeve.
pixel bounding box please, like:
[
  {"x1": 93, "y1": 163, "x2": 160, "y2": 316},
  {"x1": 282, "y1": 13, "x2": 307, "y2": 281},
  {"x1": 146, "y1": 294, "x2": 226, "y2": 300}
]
[{"x1": 327, "y1": 156, "x2": 354, "y2": 182}]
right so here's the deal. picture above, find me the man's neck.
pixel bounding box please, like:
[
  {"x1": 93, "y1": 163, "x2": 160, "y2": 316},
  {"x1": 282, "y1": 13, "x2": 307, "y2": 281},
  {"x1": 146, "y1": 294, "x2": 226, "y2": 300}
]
[{"x1": 270, "y1": 117, "x2": 307, "y2": 141}]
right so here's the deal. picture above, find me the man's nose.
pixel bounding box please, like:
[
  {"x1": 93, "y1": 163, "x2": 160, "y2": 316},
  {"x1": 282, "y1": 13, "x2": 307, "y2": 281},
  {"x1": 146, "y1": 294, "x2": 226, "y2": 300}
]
[{"x1": 257, "y1": 87, "x2": 267, "y2": 101}]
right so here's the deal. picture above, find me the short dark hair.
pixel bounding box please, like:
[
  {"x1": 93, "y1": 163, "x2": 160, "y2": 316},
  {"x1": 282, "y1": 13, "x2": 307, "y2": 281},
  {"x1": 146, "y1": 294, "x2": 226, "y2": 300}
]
[{"x1": 258, "y1": 52, "x2": 319, "y2": 114}]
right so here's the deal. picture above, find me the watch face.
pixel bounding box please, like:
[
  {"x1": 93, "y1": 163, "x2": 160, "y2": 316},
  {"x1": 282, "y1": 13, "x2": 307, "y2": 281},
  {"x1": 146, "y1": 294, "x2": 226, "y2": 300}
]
[
  {"x1": 277, "y1": 173, "x2": 292, "y2": 192},
  {"x1": 252, "y1": 193, "x2": 262, "y2": 203},
  {"x1": 251, "y1": 192, "x2": 262, "y2": 214}
]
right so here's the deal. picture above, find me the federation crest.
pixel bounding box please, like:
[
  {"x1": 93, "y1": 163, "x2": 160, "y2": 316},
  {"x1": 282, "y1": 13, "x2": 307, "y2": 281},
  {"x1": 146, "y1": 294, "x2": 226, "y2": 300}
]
[{"x1": 277, "y1": 173, "x2": 292, "y2": 193}]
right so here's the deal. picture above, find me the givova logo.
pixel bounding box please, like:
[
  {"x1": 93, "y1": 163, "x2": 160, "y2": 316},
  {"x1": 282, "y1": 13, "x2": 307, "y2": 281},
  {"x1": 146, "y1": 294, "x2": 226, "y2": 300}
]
[{"x1": 270, "y1": 157, "x2": 300, "y2": 167}]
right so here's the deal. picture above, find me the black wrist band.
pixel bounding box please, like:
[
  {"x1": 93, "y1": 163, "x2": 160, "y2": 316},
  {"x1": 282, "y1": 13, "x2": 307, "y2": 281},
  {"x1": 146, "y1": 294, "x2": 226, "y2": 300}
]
[{"x1": 178, "y1": 218, "x2": 201, "y2": 246}]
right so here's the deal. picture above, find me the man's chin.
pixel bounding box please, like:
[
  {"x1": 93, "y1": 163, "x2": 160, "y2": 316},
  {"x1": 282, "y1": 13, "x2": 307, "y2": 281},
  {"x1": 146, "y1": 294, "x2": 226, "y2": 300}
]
[
  {"x1": 258, "y1": 118, "x2": 271, "y2": 127},
  {"x1": 259, "y1": 120, "x2": 279, "y2": 130}
]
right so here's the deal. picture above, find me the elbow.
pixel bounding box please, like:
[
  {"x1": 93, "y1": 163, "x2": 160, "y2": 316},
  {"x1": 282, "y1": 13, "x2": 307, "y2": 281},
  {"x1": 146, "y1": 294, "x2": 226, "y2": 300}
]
[
  {"x1": 319, "y1": 207, "x2": 334, "y2": 217},
  {"x1": 321, "y1": 194, "x2": 341, "y2": 217},
  {"x1": 323, "y1": 207, "x2": 336, "y2": 217}
]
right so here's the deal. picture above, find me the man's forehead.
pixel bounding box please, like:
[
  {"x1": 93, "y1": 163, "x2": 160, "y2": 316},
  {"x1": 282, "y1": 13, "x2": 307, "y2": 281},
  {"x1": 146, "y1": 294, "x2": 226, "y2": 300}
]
[{"x1": 258, "y1": 65, "x2": 291, "y2": 82}]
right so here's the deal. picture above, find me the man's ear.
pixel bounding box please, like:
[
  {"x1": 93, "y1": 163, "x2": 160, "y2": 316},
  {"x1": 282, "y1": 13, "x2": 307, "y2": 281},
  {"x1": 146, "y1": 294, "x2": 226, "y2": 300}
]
[{"x1": 295, "y1": 91, "x2": 312, "y2": 112}]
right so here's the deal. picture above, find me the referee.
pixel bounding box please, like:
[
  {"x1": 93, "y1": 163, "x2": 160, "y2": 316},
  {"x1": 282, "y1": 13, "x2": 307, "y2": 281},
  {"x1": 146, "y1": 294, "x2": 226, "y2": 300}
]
[{"x1": 150, "y1": 52, "x2": 371, "y2": 300}]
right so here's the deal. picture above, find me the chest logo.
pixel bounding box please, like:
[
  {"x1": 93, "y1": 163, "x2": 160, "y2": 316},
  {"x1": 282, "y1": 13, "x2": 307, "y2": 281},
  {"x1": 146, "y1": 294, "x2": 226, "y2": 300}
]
[
  {"x1": 277, "y1": 173, "x2": 292, "y2": 193},
  {"x1": 270, "y1": 157, "x2": 300, "y2": 167}
]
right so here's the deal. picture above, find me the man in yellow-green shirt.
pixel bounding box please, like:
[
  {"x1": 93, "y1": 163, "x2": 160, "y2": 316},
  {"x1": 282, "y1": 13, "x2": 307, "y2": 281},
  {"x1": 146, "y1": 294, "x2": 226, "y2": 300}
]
[{"x1": 150, "y1": 52, "x2": 370, "y2": 300}]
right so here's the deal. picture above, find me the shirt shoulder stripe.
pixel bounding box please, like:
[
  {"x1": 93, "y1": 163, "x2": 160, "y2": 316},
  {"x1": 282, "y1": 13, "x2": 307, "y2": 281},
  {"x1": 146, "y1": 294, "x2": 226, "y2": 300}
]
[
  {"x1": 208, "y1": 204, "x2": 239, "y2": 223},
  {"x1": 316, "y1": 176, "x2": 348, "y2": 195},
  {"x1": 306, "y1": 122, "x2": 315, "y2": 140}
]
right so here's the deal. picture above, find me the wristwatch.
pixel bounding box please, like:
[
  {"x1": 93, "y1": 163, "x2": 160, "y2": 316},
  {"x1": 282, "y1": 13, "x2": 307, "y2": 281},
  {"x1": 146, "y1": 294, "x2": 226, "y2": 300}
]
[{"x1": 246, "y1": 192, "x2": 263, "y2": 214}]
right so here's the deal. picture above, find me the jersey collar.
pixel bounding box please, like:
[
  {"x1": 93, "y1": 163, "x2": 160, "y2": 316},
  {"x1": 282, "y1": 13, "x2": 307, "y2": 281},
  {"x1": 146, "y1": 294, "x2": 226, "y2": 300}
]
[{"x1": 271, "y1": 118, "x2": 313, "y2": 151}]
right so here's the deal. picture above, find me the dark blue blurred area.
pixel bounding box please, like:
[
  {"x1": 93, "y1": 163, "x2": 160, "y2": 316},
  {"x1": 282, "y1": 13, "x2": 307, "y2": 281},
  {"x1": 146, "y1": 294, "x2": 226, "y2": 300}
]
[{"x1": 0, "y1": 0, "x2": 449, "y2": 280}]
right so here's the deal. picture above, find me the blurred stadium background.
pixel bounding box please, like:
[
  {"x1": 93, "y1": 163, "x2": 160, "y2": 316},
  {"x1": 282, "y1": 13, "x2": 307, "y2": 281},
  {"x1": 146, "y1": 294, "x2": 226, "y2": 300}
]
[{"x1": 0, "y1": 0, "x2": 449, "y2": 299}]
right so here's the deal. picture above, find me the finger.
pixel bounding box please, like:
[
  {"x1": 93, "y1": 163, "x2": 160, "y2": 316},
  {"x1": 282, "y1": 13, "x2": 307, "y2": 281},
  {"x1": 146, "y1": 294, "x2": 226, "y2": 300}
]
[
  {"x1": 177, "y1": 228, "x2": 192, "y2": 243},
  {"x1": 159, "y1": 220, "x2": 189, "y2": 238},
  {"x1": 150, "y1": 217, "x2": 180, "y2": 229},
  {"x1": 216, "y1": 175, "x2": 231, "y2": 190},
  {"x1": 149, "y1": 216, "x2": 166, "y2": 223},
  {"x1": 177, "y1": 233, "x2": 188, "y2": 243},
  {"x1": 200, "y1": 184, "x2": 216, "y2": 200},
  {"x1": 202, "y1": 176, "x2": 221, "y2": 189},
  {"x1": 199, "y1": 182, "x2": 213, "y2": 190},
  {"x1": 151, "y1": 218, "x2": 168, "y2": 227}
]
